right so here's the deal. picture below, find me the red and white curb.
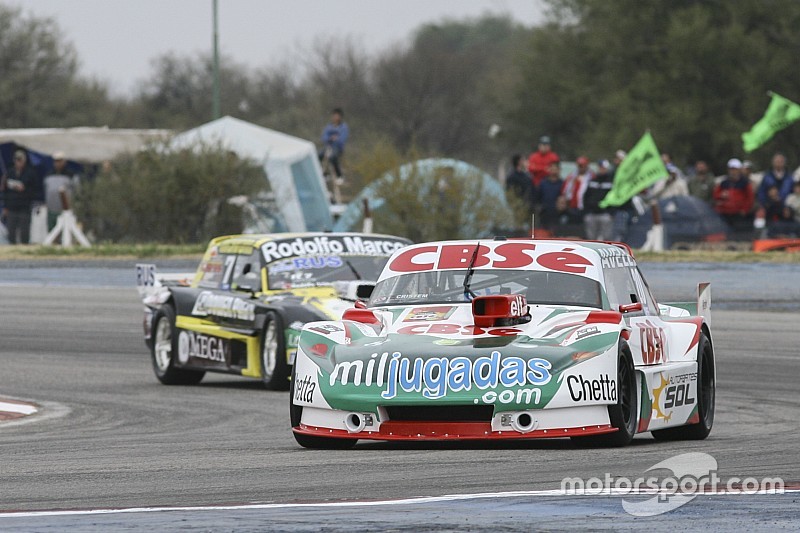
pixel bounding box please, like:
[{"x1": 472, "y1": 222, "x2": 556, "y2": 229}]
[{"x1": 0, "y1": 398, "x2": 39, "y2": 422}]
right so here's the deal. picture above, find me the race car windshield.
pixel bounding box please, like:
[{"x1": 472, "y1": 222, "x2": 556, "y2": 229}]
[
  {"x1": 369, "y1": 269, "x2": 603, "y2": 309},
  {"x1": 266, "y1": 255, "x2": 389, "y2": 290}
]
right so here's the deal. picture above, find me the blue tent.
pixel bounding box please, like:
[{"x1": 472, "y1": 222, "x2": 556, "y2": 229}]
[
  {"x1": 333, "y1": 158, "x2": 508, "y2": 233},
  {"x1": 0, "y1": 142, "x2": 84, "y2": 206}
]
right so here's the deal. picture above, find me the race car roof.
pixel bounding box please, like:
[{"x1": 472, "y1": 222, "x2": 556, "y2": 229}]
[
  {"x1": 206, "y1": 233, "x2": 411, "y2": 261},
  {"x1": 378, "y1": 239, "x2": 635, "y2": 283},
  {"x1": 208, "y1": 232, "x2": 409, "y2": 249}
]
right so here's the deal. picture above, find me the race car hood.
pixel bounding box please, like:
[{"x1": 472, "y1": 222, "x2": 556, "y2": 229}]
[
  {"x1": 296, "y1": 303, "x2": 624, "y2": 412},
  {"x1": 262, "y1": 282, "x2": 370, "y2": 322}
]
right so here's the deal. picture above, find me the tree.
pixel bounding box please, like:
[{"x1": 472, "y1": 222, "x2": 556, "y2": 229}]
[
  {"x1": 245, "y1": 39, "x2": 374, "y2": 145},
  {"x1": 507, "y1": 0, "x2": 800, "y2": 170},
  {"x1": 131, "y1": 52, "x2": 252, "y2": 129},
  {"x1": 0, "y1": 5, "x2": 117, "y2": 127},
  {"x1": 370, "y1": 16, "x2": 531, "y2": 167},
  {"x1": 118, "y1": 18, "x2": 532, "y2": 175}
]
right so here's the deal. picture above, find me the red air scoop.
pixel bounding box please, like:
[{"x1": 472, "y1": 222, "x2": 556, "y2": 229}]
[
  {"x1": 342, "y1": 308, "x2": 381, "y2": 325},
  {"x1": 472, "y1": 294, "x2": 528, "y2": 327}
]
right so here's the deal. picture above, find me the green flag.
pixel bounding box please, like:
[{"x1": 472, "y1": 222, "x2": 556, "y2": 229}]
[
  {"x1": 741, "y1": 92, "x2": 800, "y2": 153},
  {"x1": 599, "y1": 132, "x2": 667, "y2": 208}
]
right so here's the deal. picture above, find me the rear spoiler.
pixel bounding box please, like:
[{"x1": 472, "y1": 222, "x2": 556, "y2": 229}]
[
  {"x1": 697, "y1": 282, "x2": 711, "y2": 325},
  {"x1": 662, "y1": 283, "x2": 711, "y2": 325},
  {"x1": 136, "y1": 263, "x2": 193, "y2": 301}
]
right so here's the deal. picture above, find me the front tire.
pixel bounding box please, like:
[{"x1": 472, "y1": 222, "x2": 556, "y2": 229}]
[
  {"x1": 652, "y1": 331, "x2": 715, "y2": 441},
  {"x1": 572, "y1": 340, "x2": 638, "y2": 447},
  {"x1": 150, "y1": 305, "x2": 205, "y2": 385},
  {"x1": 261, "y1": 312, "x2": 290, "y2": 390}
]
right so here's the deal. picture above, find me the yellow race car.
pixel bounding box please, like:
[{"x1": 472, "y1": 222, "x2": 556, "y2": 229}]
[{"x1": 137, "y1": 232, "x2": 410, "y2": 389}]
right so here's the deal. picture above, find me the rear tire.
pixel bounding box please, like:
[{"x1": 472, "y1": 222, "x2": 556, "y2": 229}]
[
  {"x1": 651, "y1": 331, "x2": 715, "y2": 441},
  {"x1": 289, "y1": 365, "x2": 356, "y2": 449},
  {"x1": 572, "y1": 340, "x2": 638, "y2": 447},
  {"x1": 261, "y1": 312, "x2": 290, "y2": 390},
  {"x1": 150, "y1": 305, "x2": 205, "y2": 385}
]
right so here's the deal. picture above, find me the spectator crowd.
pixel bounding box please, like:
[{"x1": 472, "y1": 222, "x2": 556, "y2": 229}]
[
  {"x1": 3, "y1": 131, "x2": 800, "y2": 247},
  {"x1": 505, "y1": 136, "x2": 800, "y2": 242},
  {"x1": 0, "y1": 149, "x2": 77, "y2": 244}
]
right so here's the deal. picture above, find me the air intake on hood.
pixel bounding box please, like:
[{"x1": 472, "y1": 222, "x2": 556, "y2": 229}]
[
  {"x1": 384, "y1": 405, "x2": 494, "y2": 422},
  {"x1": 342, "y1": 307, "x2": 381, "y2": 325},
  {"x1": 472, "y1": 294, "x2": 530, "y2": 327}
]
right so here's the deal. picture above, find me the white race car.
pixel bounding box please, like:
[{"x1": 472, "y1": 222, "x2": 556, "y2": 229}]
[{"x1": 290, "y1": 239, "x2": 715, "y2": 448}]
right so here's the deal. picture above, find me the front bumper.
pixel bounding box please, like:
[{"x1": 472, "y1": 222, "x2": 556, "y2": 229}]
[{"x1": 293, "y1": 405, "x2": 614, "y2": 441}]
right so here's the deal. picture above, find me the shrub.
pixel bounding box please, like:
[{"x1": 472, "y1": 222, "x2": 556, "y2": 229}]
[{"x1": 76, "y1": 141, "x2": 264, "y2": 243}]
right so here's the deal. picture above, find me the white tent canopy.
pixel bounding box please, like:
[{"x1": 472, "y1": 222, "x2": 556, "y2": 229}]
[
  {"x1": 170, "y1": 116, "x2": 332, "y2": 232},
  {"x1": 0, "y1": 127, "x2": 169, "y2": 162}
]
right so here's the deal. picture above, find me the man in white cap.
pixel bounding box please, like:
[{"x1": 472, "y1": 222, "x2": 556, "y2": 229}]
[
  {"x1": 712, "y1": 158, "x2": 754, "y2": 233},
  {"x1": 650, "y1": 163, "x2": 689, "y2": 200},
  {"x1": 44, "y1": 151, "x2": 75, "y2": 231}
]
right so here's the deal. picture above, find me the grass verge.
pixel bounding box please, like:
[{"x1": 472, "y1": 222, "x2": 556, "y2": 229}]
[
  {"x1": 635, "y1": 250, "x2": 800, "y2": 263},
  {"x1": 0, "y1": 243, "x2": 205, "y2": 260},
  {"x1": 0, "y1": 244, "x2": 798, "y2": 263}
]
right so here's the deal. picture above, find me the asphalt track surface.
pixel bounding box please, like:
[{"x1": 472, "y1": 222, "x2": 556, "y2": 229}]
[{"x1": 0, "y1": 264, "x2": 799, "y2": 531}]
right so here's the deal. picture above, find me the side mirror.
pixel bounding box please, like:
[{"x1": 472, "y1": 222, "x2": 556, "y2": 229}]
[
  {"x1": 234, "y1": 283, "x2": 257, "y2": 296},
  {"x1": 354, "y1": 299, "x2": 367, "y2": 309},
  {"x1": 234, "y1": 274, "x2": 260, "y2": 296},
  {"x1": 356, "y1": 284, "x2": 374, "y2": 300},
  {"x1": 618, "y1": 302, "x2": 643, "y2": 313}
]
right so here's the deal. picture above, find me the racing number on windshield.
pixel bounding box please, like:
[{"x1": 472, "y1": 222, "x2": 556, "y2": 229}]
[
  {"x1": 639, "y1": 322, "x2": 666, "y2": 364},
  {"x1": 222, "y1": 255, "x2": 236, "y2": 287}
]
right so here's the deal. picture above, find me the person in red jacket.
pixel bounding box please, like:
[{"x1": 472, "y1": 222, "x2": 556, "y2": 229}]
[
  {"x1": 527, "y1": 135, "x2": 560, "y2": 187},
  {"x1": 713, "y1": 158, "x2": 754, "y2": 233},
  {"x1": 561, "y1": 156, "x2": 594, "y2": 211}
]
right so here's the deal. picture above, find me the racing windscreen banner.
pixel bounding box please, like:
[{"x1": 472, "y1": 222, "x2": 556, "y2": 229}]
[
  {"x1": 261, "y1": 235, "x2": 408, "y2": 262},
  {"x1": 380, "y1": 241, "x2": 604, "y2": 282}
]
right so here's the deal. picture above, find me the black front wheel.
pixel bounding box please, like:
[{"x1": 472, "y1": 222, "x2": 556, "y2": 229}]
[
  {"x1": 150, "y1": 305, "x2": 205, "y2": 385},
  {"x1": 652, "y1": 331, "x2": 715, "y2": 441},
  {"x1": 572, "y1": 340, "x2": 638, "y2": 447},
  {"x1": 261, "y1": 312, "x2": 290, "y2": 390}
]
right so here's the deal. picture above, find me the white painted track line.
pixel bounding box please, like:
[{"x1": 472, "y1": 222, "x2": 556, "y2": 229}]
[
  {"x1": 1, "y1": 488, "x2": 798, "y2": 519},
  {"x1": 0, "y1": 400, "x2": 38, "y2": 416}
]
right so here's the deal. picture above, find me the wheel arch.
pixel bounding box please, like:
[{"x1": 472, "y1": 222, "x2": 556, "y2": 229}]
[{"x1": 700, "y1": 321, "x2": 713, "y2": 350}]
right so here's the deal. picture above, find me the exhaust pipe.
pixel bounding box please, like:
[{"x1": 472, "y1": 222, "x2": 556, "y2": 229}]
[
  {"x1": 510, "y1": 412, "x2": 537, "y2": 433},
  {"x1": 344, "y1": 412, "x2": 366, "y2": 434}
]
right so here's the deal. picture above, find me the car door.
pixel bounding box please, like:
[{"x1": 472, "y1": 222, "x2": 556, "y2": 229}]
[
  {"x1": 182, "y1": 248, "x2": 261, "y2": 371},
  {"x1": 208, "y1": 248, "x2": 261, "y2": 330},
  {"x1": 173, "y1": 251, "x2": 239, "y2": 371},
  {"x1": 603, "y1": 264, "x2": 670, "y2": 366}
]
